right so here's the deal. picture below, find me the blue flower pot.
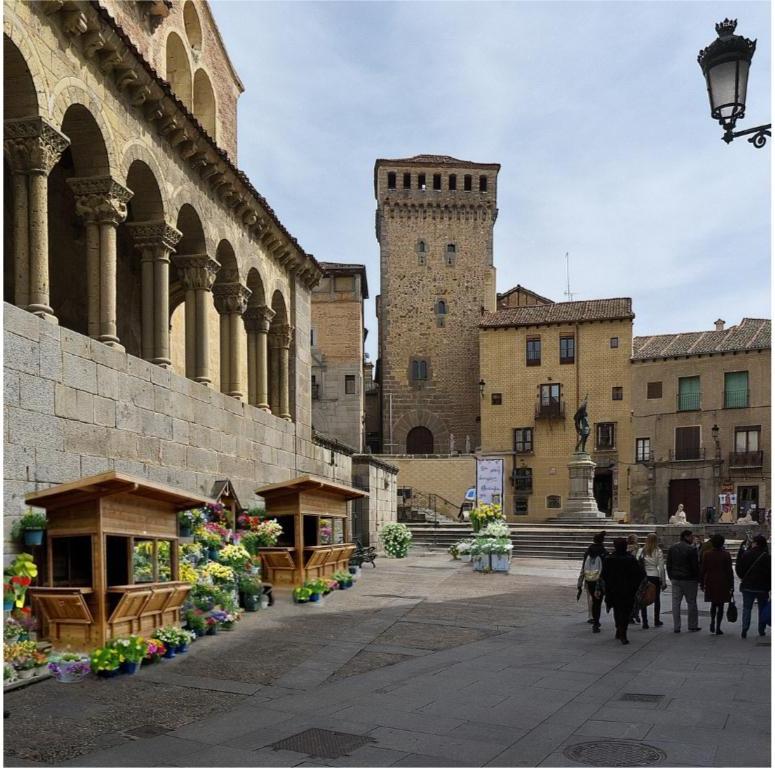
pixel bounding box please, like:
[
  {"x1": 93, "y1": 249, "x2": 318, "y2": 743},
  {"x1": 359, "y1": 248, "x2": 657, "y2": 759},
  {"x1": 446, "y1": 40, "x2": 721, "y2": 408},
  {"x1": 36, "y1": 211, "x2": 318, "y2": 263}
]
[
  {"x1": 175, "y1": 644, "x2": 189, "y2": 654},
  {"x1": 206, "y1": 625, "x2": 218, "y2": 635},
  {"x1": 309, "y1": 593, "x2": 321, "y2": 602},
  {"x1": 208, "y1": 547, "x2": 219, "y2": 561},
  {"x1": 23, "y1": 529, "x2": 44, "y2": 547},
  {"x1": 4, "y1": 599, "x2": 14, "y2": 612},
  {"x1": 179, "y1": 524, "x2": 192, "y2": 538},
  {"x1": 97, "y1": 669, "x2": 120, "y2": 679},
  {"x1": 163, "y1": 646, "x2": 176, "y2": 659},
  {"x1": 120, "y1": 661, "x2": 140, "y2": 675}
]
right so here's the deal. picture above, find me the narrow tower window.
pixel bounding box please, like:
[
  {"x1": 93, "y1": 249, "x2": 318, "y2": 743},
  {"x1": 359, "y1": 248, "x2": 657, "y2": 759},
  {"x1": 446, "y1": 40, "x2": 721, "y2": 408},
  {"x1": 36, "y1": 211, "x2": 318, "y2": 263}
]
[
  {"x1": 449, "y1": 174, "x2": 457, "y2": 191},
  {"x1": 464, "y1": 175, "x2": 472, "y2": 191},
  {"x1": 418, "y1": 173, "x2": 426, "y2": 190},
  {"x1": 403, "y1": 172, "x2": 411, "y2": 189},
  {"x1": 387, "y1": 172, "x2": 396, "y2": 190},
  {"x1": 445, "y1": 243, "x2": 456, "y2": 266},
  {"x1": 479, "y1": 175, "x2": 488, "y2": 192},
  {"x1": 433, "y1": 173, "x2": 441, "y2": 190}
]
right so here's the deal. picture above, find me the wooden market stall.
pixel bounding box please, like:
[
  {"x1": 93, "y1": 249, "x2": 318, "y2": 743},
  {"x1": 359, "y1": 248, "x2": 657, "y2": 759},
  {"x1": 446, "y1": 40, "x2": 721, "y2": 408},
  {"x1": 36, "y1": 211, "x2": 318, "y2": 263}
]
[
  {"x1": 255, "y1": 476, "x2": 366, "y2": 586},
  {"x1": 25, "y1": 471, "x2": 211, "y2": 649}
]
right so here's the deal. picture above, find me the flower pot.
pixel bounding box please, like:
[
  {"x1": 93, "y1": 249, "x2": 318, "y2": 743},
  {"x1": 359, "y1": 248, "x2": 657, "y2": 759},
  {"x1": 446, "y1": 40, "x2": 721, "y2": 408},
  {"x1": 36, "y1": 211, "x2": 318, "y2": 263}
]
[
  {"x1": 53, "y1": 665, "x2": 90, "y2": 683},
  {"x1": 220, "y1": 621, "x2": 234, "y2": 631},
  {"x1": 243, "y1": 595, "x2": 257, "y2": 612},
  {"x1": 142, "y1": 656, "x2": 160, "y2": 665},
  {"x1": 206, "y1": 625, "x2": 219, "y2": 636},
  {"x1": 309, "y1": 593, "x2": 321, "y2": 603},
  {"x1": 120, "y1": 661, "x2": 140, "y2": 675},
  {"x1": 97, "y1": 669, "x2": 120, "y2": 679},
  {"x1": 179, "y1": 524, "x2": 192, "y2": 538},
  {"x1": 193, "y1": 628, "x2": 205, "y2": 637},
  {"x1": 460, "y1": 554, "x2": 471, "y2": 563},
  {"x1": 17, "y1": 668, "x2": 34, "y2": 680},
  {"x1": 175, "y1": 644, "x2": 189, "y2": 654},
  {"x1": 163, "y1": 646, "x2": 176, "y2": 659},
  {"x1": 208, "y1": 547, "x2": 219, "y2": 561},
  {"x1": 3, "y1": 599, "x2": 14, "y2": 612},
  {"x1": 348, "y1": 566, "x2": 358, "y2": 575},
  {"x1": 491, "y1": 554, "x2": 511, "y2": 573},
  {"x1": 23, "y1": 528, "x2": 44, "y2": 547},
  {"x1": 33, "y1": 665, "x2": 48, "y2": 677}
]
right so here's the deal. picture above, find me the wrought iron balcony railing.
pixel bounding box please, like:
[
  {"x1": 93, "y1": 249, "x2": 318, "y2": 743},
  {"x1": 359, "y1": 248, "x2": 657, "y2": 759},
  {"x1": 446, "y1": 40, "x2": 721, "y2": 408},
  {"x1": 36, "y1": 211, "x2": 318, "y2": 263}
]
[
  {"x1": 677, "y1": 392, "x2": 701, "y2": 411},
  {"x1": 535, "y1": 401, "x2": 565, "y2": 419},
  {"x1": 724, "y1": 389, "x2": 750, "y2": 409},
  {"x1": 729, "y1": 450, "x2": 763, "y2": 468},
  {"x1": 669, "y1": 447, "x2": 706, "y2": 461}
]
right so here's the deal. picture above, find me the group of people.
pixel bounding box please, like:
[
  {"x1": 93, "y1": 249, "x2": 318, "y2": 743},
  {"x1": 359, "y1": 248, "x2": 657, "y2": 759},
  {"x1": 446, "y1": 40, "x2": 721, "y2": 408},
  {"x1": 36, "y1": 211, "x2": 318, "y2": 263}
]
[{"x1": 578, "y1": 529, "x2": 771, "y2": 644}]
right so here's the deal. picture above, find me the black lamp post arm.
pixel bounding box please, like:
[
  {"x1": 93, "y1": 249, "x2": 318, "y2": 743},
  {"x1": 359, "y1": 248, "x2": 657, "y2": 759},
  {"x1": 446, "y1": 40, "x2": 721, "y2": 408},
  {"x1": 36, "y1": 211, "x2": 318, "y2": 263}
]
[{"x1": 723, "y1": 123, "x2": 772, "y2": 148}]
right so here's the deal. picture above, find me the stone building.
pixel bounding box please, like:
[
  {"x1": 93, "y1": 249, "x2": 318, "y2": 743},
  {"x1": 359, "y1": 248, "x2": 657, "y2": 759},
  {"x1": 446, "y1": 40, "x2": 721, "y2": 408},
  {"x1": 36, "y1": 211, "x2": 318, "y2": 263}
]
[
  {"x1": 2, "y1": 0, "x2": 354, "y2": 550},
  {"x1": 630, "y1": 318, "x2": 771, "y2": 524},
  {"x1": 310, "y1": 262, "x2": 367, "y2": 451},
  {"x1": 374, "y1": 155, "x2": 499, "y2": 455},
  {"x1": 479, "y1": 298, "x2": 635, "y2": 521},
  {"x1": 497, "y1": 284, "x2": 553, "y2": 310},
  {"x1": 351, "y1": 454, "x2": 399, "y2": 549}
]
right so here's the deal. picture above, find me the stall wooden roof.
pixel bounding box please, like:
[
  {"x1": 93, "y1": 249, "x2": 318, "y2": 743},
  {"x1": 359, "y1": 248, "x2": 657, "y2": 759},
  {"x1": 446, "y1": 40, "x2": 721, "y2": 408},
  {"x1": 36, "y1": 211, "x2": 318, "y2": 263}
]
[
  {"x1": 256, "y1": 475, "x2": 368, "y2": 501},
  {"x1": 25, "y1": 471, "x2": 212, "y2": 511}
]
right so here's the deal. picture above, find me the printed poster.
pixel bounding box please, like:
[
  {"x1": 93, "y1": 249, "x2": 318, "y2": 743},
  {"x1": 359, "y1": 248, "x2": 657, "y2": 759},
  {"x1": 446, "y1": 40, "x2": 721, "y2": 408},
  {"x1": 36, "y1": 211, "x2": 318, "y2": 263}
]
[{"x1": 477, "y1": 458, "x2": 504, "y2": 506}]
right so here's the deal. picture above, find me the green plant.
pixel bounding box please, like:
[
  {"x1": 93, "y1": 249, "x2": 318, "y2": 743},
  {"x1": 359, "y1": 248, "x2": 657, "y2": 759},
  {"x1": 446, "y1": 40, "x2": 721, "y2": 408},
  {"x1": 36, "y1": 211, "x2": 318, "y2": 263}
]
[
  {"x1": 185, "y1": 610, "x2": 206, "y2": 633},
  {"x1": 10, "y1": 510, "x2": 47, "y2": 540},
  {"x1": 293, "y1": 586, "x2": 311, "y2": 602},
  {"x1": 239, "y1": 576, "x2": 261, "y2": 596},
  {"x1": 7, "y1": 552, "x2": 38, "y2": 580},
  {"x1": 107, "y1": 635, "x2": 147, "y2": 664},
  {"x1": 90, "y1": 646, "x2": 121, "y2": 673},
  {"x1": 305, "y1": 579, "x2": 327, "y2": 595},
  {"x1": 379, "y1": 522, "x2": 413, "y2": 558},
  {"x1": 152, "y1": 626, "x2": 181, "y2": 646},
  {"x1": 218, "y1": 544, "x2": 251, "y2": 570}
]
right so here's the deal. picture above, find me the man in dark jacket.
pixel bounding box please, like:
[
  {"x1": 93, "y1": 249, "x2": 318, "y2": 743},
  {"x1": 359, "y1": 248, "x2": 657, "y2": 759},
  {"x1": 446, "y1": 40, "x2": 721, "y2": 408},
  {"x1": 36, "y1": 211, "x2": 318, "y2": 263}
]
[
  {"x1": 667, "y1": 529, "x2": 701, "y2": 633},
  {"x1": 578, "y1": 532, "x2": 607, "y2": 633},
  {"x1": 736, "y1": 534, "x2": 771, "y2": 639},
  {"x1": 601, "y1": 538, "x2": 646, "y2": 644}
]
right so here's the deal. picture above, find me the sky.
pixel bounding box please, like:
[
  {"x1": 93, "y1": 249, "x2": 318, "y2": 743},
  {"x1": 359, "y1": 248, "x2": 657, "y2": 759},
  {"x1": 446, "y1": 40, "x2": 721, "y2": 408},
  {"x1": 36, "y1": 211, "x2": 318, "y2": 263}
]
[{"x1": 210, "y1": 0, "x2": 771, "y2": 361}]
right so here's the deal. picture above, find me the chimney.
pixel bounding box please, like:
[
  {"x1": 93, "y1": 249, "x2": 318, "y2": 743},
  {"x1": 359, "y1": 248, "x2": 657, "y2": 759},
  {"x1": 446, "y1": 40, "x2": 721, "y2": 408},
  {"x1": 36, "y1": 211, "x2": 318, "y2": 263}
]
[{"x1": 714, "y1": 319, "x2": 725, "y2": 331}]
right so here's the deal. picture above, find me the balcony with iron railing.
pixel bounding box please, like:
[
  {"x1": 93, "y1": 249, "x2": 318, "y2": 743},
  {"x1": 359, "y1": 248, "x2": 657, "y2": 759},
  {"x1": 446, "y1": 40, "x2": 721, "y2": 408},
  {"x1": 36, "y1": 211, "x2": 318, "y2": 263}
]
[
  {"x1": 729, "y1": 450, "x2": 764, "y2": 468},
  {"x1": 512, "y1": 471, "x2": 533, "y2": 493},
  {"x1": 724, "y1": 388, "x2": 750, "y2": 409},
  {"x1": 677, "y1": 392, "x2": 701, "y2": 411},
  {"x1": 535, "y1": 401, "x2": 565, "y2": 420},
  {"x1": 669, "y1": 446, "x2": 706, "y2": 461}
]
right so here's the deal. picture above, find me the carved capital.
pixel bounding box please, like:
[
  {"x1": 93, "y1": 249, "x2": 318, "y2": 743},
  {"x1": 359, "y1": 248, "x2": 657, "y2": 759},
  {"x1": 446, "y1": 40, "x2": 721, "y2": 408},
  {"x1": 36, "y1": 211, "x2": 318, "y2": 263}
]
[
  {"x1": 127, "y1": 220, "x2": 182, "y2": 255},
  {"x1": 213, "y1": 282, "x2": 251, "y2": 316},
  {"x1": 62, "y1": 8, "x2": 88, "y2": 36},
  {"x1": 4, "y1": 117, "x2": 70, "y2": 175},
  {"x1": 270, "y1": 323, "x2": 294, "y2": 349},
  {"x1": 67, "y1": 176, "x2": 133, "y2": 226},
  {"x1": 173, "y1": 254, "x2": 219, "y2": 291},
  {"x1": 243, "y1": 305, "x2": 275, "y2": 334},
  {"x1": 82, "y1": 30, "x2": 106, "y2": 58}
]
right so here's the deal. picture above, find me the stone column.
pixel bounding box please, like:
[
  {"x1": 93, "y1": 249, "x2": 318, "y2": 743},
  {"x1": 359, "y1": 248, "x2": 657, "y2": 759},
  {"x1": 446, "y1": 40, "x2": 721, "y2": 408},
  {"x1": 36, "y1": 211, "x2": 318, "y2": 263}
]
[
  {"x1": 127, "y1": 221, "x2": 182, "y2": 366},
  {"x1": 68, "y1": 176, "x2": 133, "y2": 348},
  {"x1": 4, "y1": 117, "x2": 70, "y2": 321},
  {"x1": 273, "y1": 323, "x2": 294, "y2": 421},
  {"x1": 213, "y1": 282, "x2": 251, "y2": 400},
  {"x1": 173, "y1": 254, "x2": 219, "y2": 385},
  {"x1": 243, "y1": 305, "x2": 275, "y2": 410}
]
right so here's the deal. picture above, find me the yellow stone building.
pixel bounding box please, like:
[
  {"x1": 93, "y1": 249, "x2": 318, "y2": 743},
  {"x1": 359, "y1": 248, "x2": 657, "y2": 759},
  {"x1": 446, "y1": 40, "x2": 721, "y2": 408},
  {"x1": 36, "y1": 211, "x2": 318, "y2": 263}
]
[{"x1": 479, "y1": 298, "x2": 634, "y2": 521}]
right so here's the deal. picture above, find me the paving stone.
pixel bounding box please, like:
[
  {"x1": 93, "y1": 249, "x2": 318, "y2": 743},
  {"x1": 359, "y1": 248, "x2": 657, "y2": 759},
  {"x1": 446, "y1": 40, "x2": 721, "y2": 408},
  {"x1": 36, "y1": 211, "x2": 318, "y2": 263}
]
[{"x1": 369, "y1": 726, "x2": 505, "y2": 764}]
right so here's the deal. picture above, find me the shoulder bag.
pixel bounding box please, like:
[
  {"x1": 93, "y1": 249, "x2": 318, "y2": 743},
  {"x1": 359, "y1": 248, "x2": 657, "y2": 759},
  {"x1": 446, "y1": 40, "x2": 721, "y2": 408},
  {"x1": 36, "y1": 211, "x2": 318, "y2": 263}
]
[{"x1": 727, "y1": 596, "x2": 738, "y2": 623}]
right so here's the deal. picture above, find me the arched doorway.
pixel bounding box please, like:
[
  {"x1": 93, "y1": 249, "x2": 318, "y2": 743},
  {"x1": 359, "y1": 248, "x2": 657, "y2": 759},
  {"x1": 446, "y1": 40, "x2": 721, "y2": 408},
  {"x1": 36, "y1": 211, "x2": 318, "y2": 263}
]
[{"x1": 406, "y1": 426, "x2": 434, "y2": 454}]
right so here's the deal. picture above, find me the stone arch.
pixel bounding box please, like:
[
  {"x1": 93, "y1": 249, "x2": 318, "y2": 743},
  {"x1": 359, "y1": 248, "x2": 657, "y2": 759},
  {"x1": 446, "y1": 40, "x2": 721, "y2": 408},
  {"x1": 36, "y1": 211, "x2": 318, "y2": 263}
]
[
  {"x1": 268, "y1": 290, "x2": 291, "y2": 418},
  {"x1": 119, "y1": 142, "x2": 171, "y2": 213},
  {"x1": 59, "y1": 103, "x2": 110, "y2": 177},
  {"x1": 165, "y1": 30, "x2": 193, "y2": 109},
  {"x1": 2, "y1": 21, "x2": 47, "y2": 119},
  {"x1": 3, "y1": 34, "x2": 42, "y2": 119},
  {"x1": 193, "y1": 68, "x2": 217, "y2": 139},
  {"x1": 246, "y1": 267, "x2": 266, "y2": 308},
  {"x1": 393, "y1": 409, "x2": 449, "y2": 456},
  {"x1": 406, "y1": 426, "x2": 434, "y2": 455},
  {"x1": 183, "y1": 0, "x2": 203, "y2": 52}
]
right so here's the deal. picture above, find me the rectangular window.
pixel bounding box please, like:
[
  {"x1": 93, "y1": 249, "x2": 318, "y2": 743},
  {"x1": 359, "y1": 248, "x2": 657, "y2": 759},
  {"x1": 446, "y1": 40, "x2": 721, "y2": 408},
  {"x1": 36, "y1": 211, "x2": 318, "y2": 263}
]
[
  {"x1": 546, "y1": 495, "x2": 561, "y2": 509},
  {"x1": 540, "y1": 383, "x2": 560, "y2": 406},
  {"x1": 479, "y1": 175, "x2": 488, "y2": 192},
  {"x1": 610, "y1": 337, "x2": 619, "y2": 348},
  {"x1": 559, "y1": 335, "x2": 575, "y2": 364},
  {"x1": 526, "y1": 337, "x2": 541, "y2": 366},
  {"x1": 596, "y1": 422, "x2": 616, "y2": 451},
  {"x1": 402, "y1": 172, "x2": 411, "y2": 189},
  {"x1": 433, "y1": 173, "x2": 441, "y2": 190},
  {"x1": 647, "y1": 381, "x2": 662, "y2": 399},
  {"x1": 514, "y1": 497, "x2": 528, "y2": 515},
  {"x1": 724, "y1": 370, "x2": 749, "y2": 408},
  {"x1": 635, "y1": 437, "x2": 650, "y2": 462},
  {"x1": 345, "y1": 375, "x2": 355, "y2": 395},
  {"x1": 418, "y1": 173, "x2": 426, "y2": 190},
  {"x1": 735, "y1": 427, "x2": 760, "y2": 453},
  {"x1": 491, "y1": 393, "x2": 502, "y2": 405},
  {"x1": 678, "y1": 376, "x2": 701, "y2": 411},
  {"x1": 464, "y1": 174, "x2": 472, "y2": 191},
  {"x1": 411, "y1": 359, "x2": 428, "y2": 381},
  {"x1": 449, "y1": 174, "x2": 457, "y2": 191},
  {"x1": 674, "y1": 425, "x2": 701, "y2": 460},
  {"x1": 612, "y1": 386, "x2": 623, "y2": 401},
  {"x1": 311, "y1": 375, "x2": 319, "y2": 400},
  {"x1": 387, "y1": 172, "x2": 396, "y2": 189},
  {"x1": 513, "y1": 467, "x2": 533, "y2": 492},
  {"x1": 514, "y1": 427, "x2": 533, "y2": 453}
]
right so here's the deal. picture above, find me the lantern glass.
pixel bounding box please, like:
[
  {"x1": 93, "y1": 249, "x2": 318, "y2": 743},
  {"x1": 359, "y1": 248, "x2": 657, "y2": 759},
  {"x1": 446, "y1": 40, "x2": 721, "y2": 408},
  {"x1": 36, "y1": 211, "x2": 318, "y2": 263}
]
[{"x1": 707, "y1": 57, "x2": 750, "y2": 126}]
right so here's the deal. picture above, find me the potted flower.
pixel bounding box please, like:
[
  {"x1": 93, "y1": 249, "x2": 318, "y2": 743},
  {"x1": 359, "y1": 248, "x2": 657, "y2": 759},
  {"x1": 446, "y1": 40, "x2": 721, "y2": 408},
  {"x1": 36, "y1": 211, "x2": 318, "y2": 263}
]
[
  {"x1": 239, "y1": 577, "x2": 261, "y2": 612},
  {"x1": 11, "y1": 510, "x2": 47, "y2": 547},
  {"x1": 219, "y1": 544, "x2": 251, "y2": 571},
  {"x1": 4, "y1": 616, "x2": 24, "y2": 644},
  {"x1": 109, "y1": 636, "x2": 147, "y2": 674},
  {"x1": 178, "y1": 508, "x2": 204, "y2": 538},
  {"x1": 305, "y1": 580, "x2": 326, "y2": 603},
  {"x1": 47, "y1": 652, "x2": 90, "y2": 683},
  {"x1": 90, "y1": 646, "x2": 121, "y2": 678},
  {"x1": 7, "y1": 641, "x2": 38, "y2": 680},
  {"x1": 186, "y1": 609, "x2": 207, "y2": 636},
  {"x1": 251, "y1": 519, "x2": 283, "y2": 548},
  {"x1": 202, "y1": 561, "x2": 236, "y2": 586},
  {"x1": 456, "y1": 540, "x2": 473, "y2": 563},
  {"x1": 4, "y1": 662, "x2": 18, "y2": 685},
  {"x1": 207, "y1": 610, "x2": 229, "y2": 634},
  {"x1": 3, "y1": 582, "x2": 14, "y2": 612},
  {"x1": 152, "y1": 627, "x2": 181, "y2": 657},
  {"x1": 32, "y1": 650, "x2": 49, "y2": 677},
  {"x1": 175, "y1": 628, "x2": 195, "y2": 652},
  {"x1": 143, "y1": 640, "x2": 166, "y2": 664},
  {"x1": 379, "y1": 522, "x2": 413, "y2": 558},
  {"x1": 219, "y1": 611, "x2": 239, "y2": 630},
  {"x1": 292, "y1": 586, "x2": 311, "y2": 604},
  {"x1": 469, "y1": 503, "x2": 504, "y2": 533}
]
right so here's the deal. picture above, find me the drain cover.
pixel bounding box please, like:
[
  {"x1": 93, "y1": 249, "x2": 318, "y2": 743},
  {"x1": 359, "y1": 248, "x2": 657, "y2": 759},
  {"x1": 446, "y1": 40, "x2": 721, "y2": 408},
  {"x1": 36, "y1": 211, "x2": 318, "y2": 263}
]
[
  {"x1": 619, "y1": 693, "x2": 665, "y2": 703},
  {"x1": 270, "y1": 728, "x2": 373, "y2": 758},
  {"x1": 564, "y1": 740, "x2": 666, "y2": 767},
  {"x1": 124, "y1": 725, "x2": 171, "y2": 739}
]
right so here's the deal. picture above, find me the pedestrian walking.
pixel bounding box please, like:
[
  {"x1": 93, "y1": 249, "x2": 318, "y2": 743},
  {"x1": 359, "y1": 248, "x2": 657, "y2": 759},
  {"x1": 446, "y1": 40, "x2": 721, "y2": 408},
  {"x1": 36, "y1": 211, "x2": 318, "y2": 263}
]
[
  {"x1": 699, "y1": 534, "x2": 734, "y2": 635},
  {"x1": 578, "y1": 531, "x2": 607, "y2": 633},
  {"x1": 626, "y1": 535, "x2": 641, "y2": 623},
  {"x1": 736, "y1": 534, "x2": 771, "y2": 639},
  {"x1": 667, "y1": 529, "x2": 701, "y2": 633},
  {"x1": 601, "y1": 538, "x2": 646, "y2": 645},
  {"x1": 637, "y1": 533, "x2": 666, "y2": 628}
]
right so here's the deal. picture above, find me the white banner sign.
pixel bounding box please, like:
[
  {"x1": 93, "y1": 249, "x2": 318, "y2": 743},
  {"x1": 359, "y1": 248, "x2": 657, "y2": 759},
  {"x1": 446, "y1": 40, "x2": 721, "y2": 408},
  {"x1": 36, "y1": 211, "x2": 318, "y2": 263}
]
[{"x1": 476, "y1": 458, "x2": 503, "y2": 506}]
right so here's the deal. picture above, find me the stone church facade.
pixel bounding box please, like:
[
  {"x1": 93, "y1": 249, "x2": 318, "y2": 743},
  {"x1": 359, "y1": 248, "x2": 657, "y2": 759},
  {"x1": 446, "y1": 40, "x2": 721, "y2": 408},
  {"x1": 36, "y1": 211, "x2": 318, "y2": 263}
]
[
  {"x1": 3, "y1": 0, "x2": 353, "y2": 551},
  {"x1": 374, "y1": 155, "x2": 499, "y2": 455}
]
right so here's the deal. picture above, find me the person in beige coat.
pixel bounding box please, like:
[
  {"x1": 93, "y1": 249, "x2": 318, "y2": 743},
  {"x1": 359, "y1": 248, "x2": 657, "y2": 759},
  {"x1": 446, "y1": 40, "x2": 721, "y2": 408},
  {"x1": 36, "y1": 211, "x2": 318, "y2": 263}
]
[{"x1": 637, "y1": 533, "x2": 667, "y2": 628}]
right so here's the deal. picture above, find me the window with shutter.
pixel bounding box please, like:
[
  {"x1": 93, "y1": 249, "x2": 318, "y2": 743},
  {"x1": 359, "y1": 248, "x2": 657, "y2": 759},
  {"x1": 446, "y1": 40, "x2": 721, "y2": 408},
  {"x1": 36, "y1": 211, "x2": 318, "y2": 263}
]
[
  {"x1": 678, "y1": 376, "x2": 701, "y2": 411},
  {"x1": 674, "y1": 426, "x2": 701, "y2": 460},
  {"x1": 724, "y1": 371, "x2": 749, "y2": 408}
]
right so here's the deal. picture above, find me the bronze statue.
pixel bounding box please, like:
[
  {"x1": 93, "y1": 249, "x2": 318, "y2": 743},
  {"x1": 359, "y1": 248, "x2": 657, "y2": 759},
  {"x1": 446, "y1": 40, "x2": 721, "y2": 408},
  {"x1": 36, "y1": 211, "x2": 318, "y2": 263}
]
[{"x1": 574, "y1": 395, "x2": 590, "y2": 453}]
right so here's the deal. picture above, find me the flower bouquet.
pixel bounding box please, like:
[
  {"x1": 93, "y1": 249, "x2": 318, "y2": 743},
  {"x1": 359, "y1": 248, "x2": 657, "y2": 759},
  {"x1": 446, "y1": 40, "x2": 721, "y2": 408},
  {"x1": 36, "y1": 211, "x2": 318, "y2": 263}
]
[
  {"x1": 218, "y1": 544, "x2": 251, "y2": 571},
  {"x1": 204, "y1": 502, "x2": 228, "y2": 525},
  {"x1": 108, "y1": 635, "x2": 147, "y2": 674},
  {"x1": 202, "y1": 560, "x2": 236, "y2": 586},
  {"x1": 379, "y1": 522, "x2": 413, "y2": 558},
  {"x1": 153, "y1": 627, "x2": 182, "y2": 657},
  {"x1": 144, "y1": 640, "x2": 166, "y2": 664},
  {"x1": 469, "y1": 503, "x2": 504, "y2": 533},
  {"x1": 90, "y1": 646, "x2": 121, "y2": 678}
]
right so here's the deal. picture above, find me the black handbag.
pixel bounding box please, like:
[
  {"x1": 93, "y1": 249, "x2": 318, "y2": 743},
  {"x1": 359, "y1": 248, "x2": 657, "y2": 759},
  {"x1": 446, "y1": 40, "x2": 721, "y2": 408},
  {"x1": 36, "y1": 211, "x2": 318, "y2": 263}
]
[{"x1": 727, "y1": 597, "x2": 738, "y2": 623}]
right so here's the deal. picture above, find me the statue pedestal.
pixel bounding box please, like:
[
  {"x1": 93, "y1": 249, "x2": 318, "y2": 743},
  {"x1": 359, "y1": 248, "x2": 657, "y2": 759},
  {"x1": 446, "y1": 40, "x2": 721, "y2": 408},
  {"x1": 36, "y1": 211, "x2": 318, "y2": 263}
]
[{"x1": 556, "y1": 452, "x2": 606, "y2": 519}]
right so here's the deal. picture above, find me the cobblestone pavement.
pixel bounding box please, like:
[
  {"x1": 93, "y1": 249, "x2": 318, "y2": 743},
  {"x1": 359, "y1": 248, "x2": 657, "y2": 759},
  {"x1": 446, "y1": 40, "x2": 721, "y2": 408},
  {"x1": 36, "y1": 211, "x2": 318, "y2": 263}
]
[{"x1": 4, "y1": 552, "x2": 771, "y2": 767}]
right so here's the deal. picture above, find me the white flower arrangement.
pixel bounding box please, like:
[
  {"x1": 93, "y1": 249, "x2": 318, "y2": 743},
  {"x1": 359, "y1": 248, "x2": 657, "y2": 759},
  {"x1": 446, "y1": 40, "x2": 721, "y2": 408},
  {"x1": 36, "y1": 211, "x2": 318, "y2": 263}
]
[
  {"x1": 379, "y1": 522, "x2": 413, "y2": 558},
  {"x1": 478, "y1": 520, "x2": 510, "y2": 539},
  {"x1": 470, "y1": 537, "x2": 513, "y2": 556}
]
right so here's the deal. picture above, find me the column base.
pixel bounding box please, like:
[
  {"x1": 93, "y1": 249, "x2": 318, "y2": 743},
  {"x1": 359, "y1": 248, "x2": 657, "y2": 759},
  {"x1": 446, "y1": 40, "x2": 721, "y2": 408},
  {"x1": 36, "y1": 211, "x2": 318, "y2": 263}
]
[
  {"x1": 99, "y1": 337, "x2": 124, "y2": 352},
  {"x1": 281, "y1": 414, "x2": 292, "y2": 422},
  {"x1": 194, "y1": 377, "x2": 212, "y2": 386},
  {"x1": 228, "y1": 391, "x2": 244, "y2": 400},
  {"x1": 151, "y1": 358, "x2": 172, "y2": 368},
  {"x1": 257, "y1": 403, "x2": 271, "y2": 412},
  {"x1": 27, "y1": 305, "x2": 57, "y2": 323}
]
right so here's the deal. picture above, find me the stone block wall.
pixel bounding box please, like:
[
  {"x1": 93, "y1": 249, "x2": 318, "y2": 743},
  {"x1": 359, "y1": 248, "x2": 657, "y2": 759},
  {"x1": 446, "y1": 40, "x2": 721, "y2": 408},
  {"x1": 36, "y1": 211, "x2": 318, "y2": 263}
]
[
  {"x1": 379, "y1": 454, "x2": 476, "y2": 510},
  {"x1": 3, "y1": 303, "x2": 351, "y2": 556},
  {"x1": 351, "y1": 455, "x2": 398, "y2": 549}
]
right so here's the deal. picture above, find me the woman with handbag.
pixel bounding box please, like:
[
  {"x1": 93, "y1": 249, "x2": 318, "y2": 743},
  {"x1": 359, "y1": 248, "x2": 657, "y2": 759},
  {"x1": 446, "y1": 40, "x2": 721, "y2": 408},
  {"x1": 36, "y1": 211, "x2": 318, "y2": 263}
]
[
  {"x1": 637, "y1": 533, "x2": 666, "y2": 629},
  {"x1": 699, "y1": 534, "x2": 734, "y2": 635},
  {"x1": 601, "y1": 538, "x2": 646, "y2": 645},
  {"x1": 736, "y1": 534, "x2": 771, "y2": 639}
]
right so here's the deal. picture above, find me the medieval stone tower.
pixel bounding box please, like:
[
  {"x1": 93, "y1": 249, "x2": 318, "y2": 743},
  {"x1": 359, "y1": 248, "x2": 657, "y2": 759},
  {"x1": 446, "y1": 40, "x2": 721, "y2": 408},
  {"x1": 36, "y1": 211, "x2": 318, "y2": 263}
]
[{"x1": 374, "y1": 155, "x2": 499, "y2": 454}]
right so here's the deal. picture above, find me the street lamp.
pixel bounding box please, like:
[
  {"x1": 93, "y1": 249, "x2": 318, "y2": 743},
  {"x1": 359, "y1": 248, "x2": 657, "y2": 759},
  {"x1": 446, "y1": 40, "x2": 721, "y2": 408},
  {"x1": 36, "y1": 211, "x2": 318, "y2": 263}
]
[
  {"x1": 712, "y1": 423, "x2": 720, "y2": 459},
  {"x1": 698, "y1": 19, "x2": 771, "y2": 148}
]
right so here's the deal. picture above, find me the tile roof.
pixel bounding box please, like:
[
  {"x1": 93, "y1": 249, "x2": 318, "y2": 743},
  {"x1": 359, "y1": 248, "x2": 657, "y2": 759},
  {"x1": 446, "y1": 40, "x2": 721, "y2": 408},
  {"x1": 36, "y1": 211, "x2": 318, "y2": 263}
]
[
  {"x1": 481, "y1": 298, "x2": 634, "y2": 329},
  {"x1": 318, "y1": 262, "x2": 368, "y2": 298},
  {"x1": 632, "y1": 318, "x2": 771, "y2": 360},
  {"x1": 497, "y1": 284, "x2": 554, "y2": 305}
]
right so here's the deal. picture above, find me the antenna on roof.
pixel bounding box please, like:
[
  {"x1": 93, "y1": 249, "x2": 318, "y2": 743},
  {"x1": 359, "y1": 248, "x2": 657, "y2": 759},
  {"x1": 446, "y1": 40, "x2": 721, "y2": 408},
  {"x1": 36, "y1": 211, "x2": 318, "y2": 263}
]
[{"x1": 564, "y1": 252, "x2": 575, "y2": 301}]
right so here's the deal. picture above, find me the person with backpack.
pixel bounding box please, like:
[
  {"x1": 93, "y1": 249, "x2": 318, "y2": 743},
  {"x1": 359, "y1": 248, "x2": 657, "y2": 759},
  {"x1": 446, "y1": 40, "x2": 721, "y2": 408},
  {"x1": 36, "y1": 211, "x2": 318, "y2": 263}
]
[
  {"x1": 578, "y1": 531, "x2": 607, "y2": 633},
  {"x1": 736, "y1": 534, "x2": 771, "y2": 639},
  {"x1": 637, "y1": 533, "x2": 666, "y2": 628},
  {"x1": 699, "y1": 534, "x2": 734, "y2": 635},
  {"x1": 601, "y1": 538, "x2": 646, "y2": 645},
  {"x1": 667, "y1": 529, "x2": 701, "y2": 633}
]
